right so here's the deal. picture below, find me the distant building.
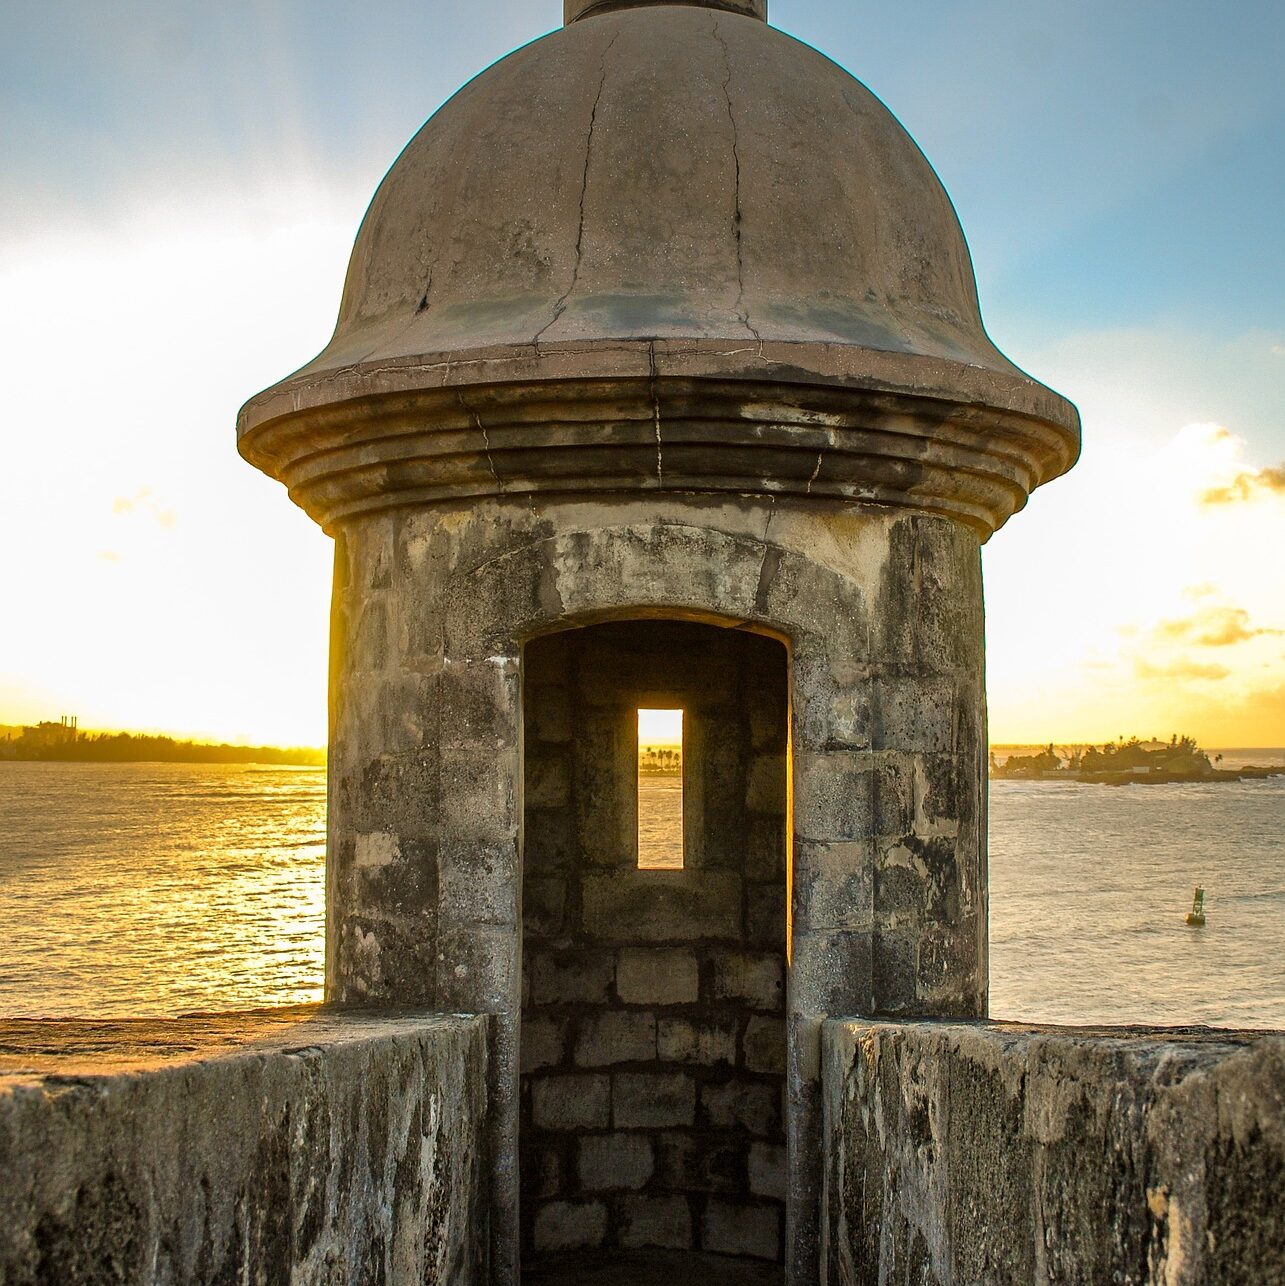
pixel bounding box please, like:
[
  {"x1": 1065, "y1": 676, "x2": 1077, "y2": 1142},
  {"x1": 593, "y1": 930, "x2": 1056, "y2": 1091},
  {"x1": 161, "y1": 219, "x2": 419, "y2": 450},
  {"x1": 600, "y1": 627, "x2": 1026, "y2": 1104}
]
[{"x1": 22, "y1": 716, "x2": 78, "y2": 748}]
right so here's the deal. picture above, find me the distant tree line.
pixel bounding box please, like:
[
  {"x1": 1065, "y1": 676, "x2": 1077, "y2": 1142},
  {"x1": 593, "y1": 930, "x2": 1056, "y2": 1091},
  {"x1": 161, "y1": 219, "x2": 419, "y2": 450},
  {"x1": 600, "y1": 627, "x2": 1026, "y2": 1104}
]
[
  {"x1": 0, "y1": 728, "x2": 324, "y2": 767},
  {"x1": 639, "y1": 746, "x2": 683, "y2": 776}
]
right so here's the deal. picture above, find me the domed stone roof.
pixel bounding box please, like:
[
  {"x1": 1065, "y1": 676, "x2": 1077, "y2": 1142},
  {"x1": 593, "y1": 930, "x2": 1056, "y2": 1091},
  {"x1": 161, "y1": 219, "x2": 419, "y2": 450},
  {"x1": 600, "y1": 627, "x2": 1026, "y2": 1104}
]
[{"x1": 239, "y1": 0, "x2": 1079, "y2": 536}]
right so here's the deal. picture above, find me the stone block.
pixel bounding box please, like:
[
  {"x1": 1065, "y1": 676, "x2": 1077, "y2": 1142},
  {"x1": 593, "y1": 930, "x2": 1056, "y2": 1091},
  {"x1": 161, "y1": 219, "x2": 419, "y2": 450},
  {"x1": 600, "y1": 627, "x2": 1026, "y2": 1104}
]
[
  {"x1": 613, "y1": 1072, "x2": 696, "y2": 1128},
  {"x1": 743, "y1": 1016, "x2": 786, "y2": 1074},
  {"x1": 746, "y1": 753, "x2": 787, "y2": 813},
  {"x1": 871, "y1": 675, "x2": 956, "y2": 753},
  {"x1": 574, "y1": 1012, "x2": 657, "y2": 1066},
  {"x1": 439, "y1": 744, "x2": 518, "y2": 846},
  {"x1": 434, "y1": 925, "x2": 516, "y2": 1011},
  {"x1": 524, "y1": 807, "x2": 575, "y2": 872},
  {"x1": 348, "y1": 833, "x2": 439, "y2": 921},
  {"x1": 618, "y1": 1195, "x2": 693, "y2": 1251},
  {"x1": 525, "y1": 751, "x2": 571, "y2": 808},
  {"x1": 914, "y1": 753, "x2": 966, "y2": 833},
  {"x1": 793, "y1": 751, "x2": 874, "y2": 843},
  {"x1": 713, "y1": 951, "x2": 784, "y2": 1010},
  {"x1": 438, "y1": 841, "x2": 518, "y2": 927},
  {"x1": 792, "y1": 840, "x2": 873, "y2": 932},
  {"x1": 528, "y1": 683, "x2": 572, "y2": 742},
  {"x1": 748, "y1": 1142, "x2": 787, "y2": 1200},
  {"x1": 796, "y1": 669, "x2": 873, "y2": 753},
  {"x1": 744, "y1": 814, "x2": 786, "y2": 881},
  {"x1": 654, "y1": 1133, "x2": 743, "y2": 1193},
  {"x1": 582, "y1": 872, "x2": 741, "y2": 943},
  {"x1": 701, "y1": 1080, "x2": 779, "y2": 1137},
  {"x1": 533, "y1": 1200, "x2": 608, "y2": 1254},
  {"x1": 522, "y1": 877, "x2": 567, "y2": 939},
  {"x1": 532, "y1": 1074, "x2": 610, "y2": 1131},
  {"x1": 702, "y1": 1199, "x2": 781, "y2": 1261},
  {"x1": 657, "y1": 1017, "x2": 737, "y2": 1066},
  {"x1": 616, "y1": 948, "x2": 699, "y2": 1005},
  {"x1": 791, "y1": 928, "x2": 873, "y2": 1016},
  {"x1": 520, "y1": 1145, "x2": 561, "y2": 1200},
  {"x1": 530, "y1": 951, "x2": 614, "y2": 1005},
  {"x1": 437, "y1": 657, "x2": 520, "y2": 752},
  {"x1": 873, "y1": 753, "x2": 915, "y2": 836},
  {"x1": 745, "y1": 882, "x2": 786, "y2": 946},
  {"x1": 521, "y1": 1016, "x2": 565, "y2": 1073},
  {"x1": 578, "y1": 1134, "x2": 654, "y2": 1192},
  {"x1": 874, "y1": 833, "x2": 961, "y2": 925}
]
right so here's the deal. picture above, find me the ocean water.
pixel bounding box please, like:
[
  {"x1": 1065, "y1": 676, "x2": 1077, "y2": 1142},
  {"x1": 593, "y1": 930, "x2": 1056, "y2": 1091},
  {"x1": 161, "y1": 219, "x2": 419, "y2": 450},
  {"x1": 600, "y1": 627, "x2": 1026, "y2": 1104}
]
[
  {"x1": 0, "y1": 762, "x2": 326, "y2": 1017},
  {"x1": 0, "y1": 759, "x2": 1281, "y2": 1026}
]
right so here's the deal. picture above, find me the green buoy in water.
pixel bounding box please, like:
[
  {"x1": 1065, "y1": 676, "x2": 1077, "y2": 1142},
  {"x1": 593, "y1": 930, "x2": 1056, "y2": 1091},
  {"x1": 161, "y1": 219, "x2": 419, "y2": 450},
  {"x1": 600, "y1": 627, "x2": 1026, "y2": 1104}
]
[{"x1": 1186, "y1": 885, "x2": 1206, "y2": 927}]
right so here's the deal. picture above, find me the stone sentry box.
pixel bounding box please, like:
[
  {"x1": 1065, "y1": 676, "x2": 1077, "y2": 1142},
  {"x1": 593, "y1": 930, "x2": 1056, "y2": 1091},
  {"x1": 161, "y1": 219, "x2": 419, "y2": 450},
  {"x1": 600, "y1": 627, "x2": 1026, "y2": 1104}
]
[{"x1": 237, "y1": 0, "x2": 1080, "y2": 1279}]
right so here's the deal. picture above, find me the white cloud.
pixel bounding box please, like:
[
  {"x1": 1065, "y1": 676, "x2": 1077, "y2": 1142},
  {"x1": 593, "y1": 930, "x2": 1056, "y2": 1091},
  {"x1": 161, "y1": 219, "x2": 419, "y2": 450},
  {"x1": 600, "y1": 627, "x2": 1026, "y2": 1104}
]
[{"x1": 987, "y1": 419, "x2": 1285, "y2": 744}]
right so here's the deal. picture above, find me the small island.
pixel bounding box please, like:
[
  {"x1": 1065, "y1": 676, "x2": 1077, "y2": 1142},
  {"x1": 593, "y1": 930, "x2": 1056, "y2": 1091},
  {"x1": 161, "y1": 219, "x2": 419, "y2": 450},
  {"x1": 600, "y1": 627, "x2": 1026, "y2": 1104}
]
[{"x1": 992, "y1": 735, "x2": 1283, "y2": 785}]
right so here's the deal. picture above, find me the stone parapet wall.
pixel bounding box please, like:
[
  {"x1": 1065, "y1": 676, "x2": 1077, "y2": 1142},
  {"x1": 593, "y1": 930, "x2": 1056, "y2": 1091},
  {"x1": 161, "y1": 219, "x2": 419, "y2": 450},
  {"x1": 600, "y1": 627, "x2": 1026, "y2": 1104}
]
[
  {"x1": 822, "y1": 1020, "x2": 1285, "y2": 1285},
  {"x1": 0, "y1": 1008, "x2": 490, "y2": 1285}
]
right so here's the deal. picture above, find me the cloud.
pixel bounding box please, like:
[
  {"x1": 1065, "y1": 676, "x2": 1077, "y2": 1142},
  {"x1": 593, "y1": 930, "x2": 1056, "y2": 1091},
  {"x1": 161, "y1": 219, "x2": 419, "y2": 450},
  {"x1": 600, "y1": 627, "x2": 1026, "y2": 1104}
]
[
  {"x1": 1133, "y1": 657, "x2": 1230, "y2": 682},
  {"x1": 1201, "y1": 463, "x2": 1285, "y2": 505},
  {"x1": 111, "y1": 488, "x2": 177, "y2": 528},
  {"x1": 1153, "y1": 604, "x2": 1282, "y2": 648}
]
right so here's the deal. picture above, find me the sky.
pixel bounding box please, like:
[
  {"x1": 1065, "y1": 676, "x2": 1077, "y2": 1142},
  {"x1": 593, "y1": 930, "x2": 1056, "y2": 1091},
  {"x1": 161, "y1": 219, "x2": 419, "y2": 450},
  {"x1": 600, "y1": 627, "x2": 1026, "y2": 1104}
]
[{"x1": 1, "y1": 0, "x2": 1281, "y2": 747}]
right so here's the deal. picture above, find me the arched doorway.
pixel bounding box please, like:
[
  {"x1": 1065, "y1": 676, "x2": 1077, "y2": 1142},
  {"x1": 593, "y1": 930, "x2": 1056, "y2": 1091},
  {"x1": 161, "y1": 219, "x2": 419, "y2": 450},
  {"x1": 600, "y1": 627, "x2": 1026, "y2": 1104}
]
[{"x1": 520, "y1": 620, "x2": 788, "y2": 1279}]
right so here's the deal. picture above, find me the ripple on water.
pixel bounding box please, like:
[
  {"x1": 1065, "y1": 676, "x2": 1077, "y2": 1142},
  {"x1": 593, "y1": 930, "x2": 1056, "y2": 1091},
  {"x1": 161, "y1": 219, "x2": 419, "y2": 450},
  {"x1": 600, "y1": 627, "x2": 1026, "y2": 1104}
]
[{"x1": 0, "y1": 762, "x2": 1281, "y2": 1026}]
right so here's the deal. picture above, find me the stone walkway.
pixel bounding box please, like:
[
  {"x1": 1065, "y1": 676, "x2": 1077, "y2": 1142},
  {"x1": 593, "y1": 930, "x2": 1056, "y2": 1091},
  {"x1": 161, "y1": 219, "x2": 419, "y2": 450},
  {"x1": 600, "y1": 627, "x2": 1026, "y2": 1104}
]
[{"x1": 523, "y1": 1250, "x2": 783, "y2": 1285}]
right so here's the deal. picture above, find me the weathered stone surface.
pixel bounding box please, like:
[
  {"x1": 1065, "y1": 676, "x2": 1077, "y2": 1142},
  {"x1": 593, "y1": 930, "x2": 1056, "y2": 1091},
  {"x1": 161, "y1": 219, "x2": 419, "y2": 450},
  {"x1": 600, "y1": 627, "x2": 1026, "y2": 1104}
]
[
  {"x1": 618, "y1": 1195, "x2": 693, "y2": 1251},
  {"x1": 617, "y1": 948, "x2": 700, "y2": 1005},
  {"x1": 0, "y1": 1008, "x2": 489, "y2": 1285},
  {"x1": 233, "y1": 0, "x2": 1086, "y2": 1274},
  {"x1": 703, "y1": 1199, "x2": 782, "y2": 1262},
  {"x1": 822, "y1": 1021, "x2": 1285, "y2": 1285},
  {"x1": 578, "y1": 1133, "x2": 654, "y2": 1191}
]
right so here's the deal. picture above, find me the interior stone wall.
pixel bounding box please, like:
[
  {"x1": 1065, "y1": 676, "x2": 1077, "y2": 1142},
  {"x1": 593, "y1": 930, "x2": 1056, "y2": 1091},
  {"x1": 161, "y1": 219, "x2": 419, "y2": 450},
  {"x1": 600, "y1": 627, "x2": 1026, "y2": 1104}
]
[{"x1": 520, "y1": 621, "x2": 788, "y2": 1265}]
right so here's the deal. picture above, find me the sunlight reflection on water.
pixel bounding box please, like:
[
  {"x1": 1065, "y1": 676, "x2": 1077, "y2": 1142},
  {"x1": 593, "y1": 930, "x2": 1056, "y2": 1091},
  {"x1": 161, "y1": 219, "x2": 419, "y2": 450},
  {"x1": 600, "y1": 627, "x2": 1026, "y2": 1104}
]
[
  {"x1": 0, "y1": 762, "x2": 325, "y2": 1017},
  {"x1": 0, "y1": 762, "x2": 1281, "y2": 1026}
]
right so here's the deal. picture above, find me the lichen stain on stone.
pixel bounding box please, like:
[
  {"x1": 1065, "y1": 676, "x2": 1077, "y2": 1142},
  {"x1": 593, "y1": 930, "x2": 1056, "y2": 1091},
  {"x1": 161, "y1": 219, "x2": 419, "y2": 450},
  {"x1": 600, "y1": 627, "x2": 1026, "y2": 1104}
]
[{"x1": 356, "y1": 832, "x2": 400, "y2": 869}]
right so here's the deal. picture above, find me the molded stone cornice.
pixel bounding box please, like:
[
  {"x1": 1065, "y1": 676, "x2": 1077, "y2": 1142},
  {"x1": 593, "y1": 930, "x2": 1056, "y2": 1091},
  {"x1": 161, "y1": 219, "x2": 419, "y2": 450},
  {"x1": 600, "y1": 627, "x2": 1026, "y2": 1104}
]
[{"x1": 237, "y1": 338, "x2": 1079, "y2": 537}]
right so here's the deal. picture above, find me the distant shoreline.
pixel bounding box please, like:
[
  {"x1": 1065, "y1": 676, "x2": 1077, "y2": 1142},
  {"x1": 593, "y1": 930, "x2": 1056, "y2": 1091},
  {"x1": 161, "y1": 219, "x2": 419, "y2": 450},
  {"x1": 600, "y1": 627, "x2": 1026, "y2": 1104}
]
[
  {"x1": 0, "y1": 733, "x2": 324, "y2": 768},
  {"x1": 994, "y1": 765, "x2": 1285, "y2": 786}
]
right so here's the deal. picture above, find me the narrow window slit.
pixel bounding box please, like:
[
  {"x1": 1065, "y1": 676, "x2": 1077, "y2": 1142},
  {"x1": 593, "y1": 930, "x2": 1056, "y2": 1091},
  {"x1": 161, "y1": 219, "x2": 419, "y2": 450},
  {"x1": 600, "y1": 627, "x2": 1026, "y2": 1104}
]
[{"x1": 637, "y1": 708, "x2": 684, "y2": 870}]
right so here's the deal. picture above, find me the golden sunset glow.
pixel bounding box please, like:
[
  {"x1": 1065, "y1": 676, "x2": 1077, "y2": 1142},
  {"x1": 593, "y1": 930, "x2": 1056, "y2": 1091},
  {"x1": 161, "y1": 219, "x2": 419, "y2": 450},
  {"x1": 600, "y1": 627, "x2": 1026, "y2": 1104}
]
[
  {"x1": 1, "y1": 37, "x2": 1281, "y2": 750},
  {"x1": 986, "y1": 421, "x2": 1285, "y2": 747},
  {"x1": 0, "y1": 214, "x2": 342, "y2": 746},
  {"x1": 638, "y1": 708, "x2": 684, "y2": 748}
]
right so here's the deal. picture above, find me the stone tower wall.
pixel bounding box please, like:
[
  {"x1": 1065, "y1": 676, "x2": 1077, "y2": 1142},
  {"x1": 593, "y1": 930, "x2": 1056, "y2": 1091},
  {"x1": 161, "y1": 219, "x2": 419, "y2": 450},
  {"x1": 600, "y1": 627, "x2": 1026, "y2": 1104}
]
[{"x1": 324, "y1": 494, "x2": 987, "y2": 1282}]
